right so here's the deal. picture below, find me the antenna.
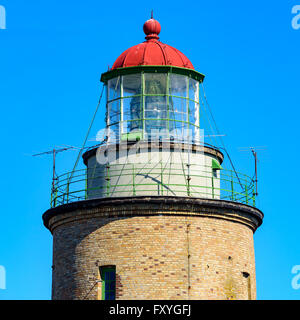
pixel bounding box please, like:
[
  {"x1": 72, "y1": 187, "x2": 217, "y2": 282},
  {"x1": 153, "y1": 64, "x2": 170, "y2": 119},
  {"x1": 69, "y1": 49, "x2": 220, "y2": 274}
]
[
  {"x1": 202, "y1": 134, "x2": 226, "y2": 138},
  {"x1": 32, "y1": 146, "x2": 77, "y2": 194},
  {"x1": 238, "y1": 146, "x2": 267, "y2": 197}
]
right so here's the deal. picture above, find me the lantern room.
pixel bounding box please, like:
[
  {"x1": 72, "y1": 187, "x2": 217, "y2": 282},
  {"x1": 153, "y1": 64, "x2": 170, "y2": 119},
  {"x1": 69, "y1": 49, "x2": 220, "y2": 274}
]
[{"x1": 100, "y1": 17, "x2": 205, "y2": 144}]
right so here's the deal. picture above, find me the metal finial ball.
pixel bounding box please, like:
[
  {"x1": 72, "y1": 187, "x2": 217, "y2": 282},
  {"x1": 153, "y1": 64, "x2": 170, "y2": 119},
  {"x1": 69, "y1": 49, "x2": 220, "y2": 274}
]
[{"x1": 143, "y1": 18, "x2": 161, "y2": 40}]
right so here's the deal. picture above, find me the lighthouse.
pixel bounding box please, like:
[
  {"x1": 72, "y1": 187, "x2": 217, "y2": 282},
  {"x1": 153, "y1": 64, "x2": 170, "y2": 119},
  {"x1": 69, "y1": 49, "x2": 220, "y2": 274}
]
[{"x1": 43, "y1": 16, "x2": 263, "y2": 300}]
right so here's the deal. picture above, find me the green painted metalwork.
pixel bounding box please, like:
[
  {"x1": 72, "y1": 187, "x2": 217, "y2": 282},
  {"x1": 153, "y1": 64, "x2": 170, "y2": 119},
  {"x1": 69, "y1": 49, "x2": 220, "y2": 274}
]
[
  {"x1": 100, "y1": 266, "x2": 116, "y2": 300},
  {"x1": 212, "y1": 158, "x2": 223, "y2": 170},
  {"x1": 105, "y1": 71, "x2": 201, "y2": 144},
  {"x1": 50, "y1": 164, "x2": 256, "y2": 208},
  {"x1": 101, "y1": 66, "x2": 205, "y2": 83},
  {"x1": 121, "y1": 131, "x2": 143, "y2": 142}
]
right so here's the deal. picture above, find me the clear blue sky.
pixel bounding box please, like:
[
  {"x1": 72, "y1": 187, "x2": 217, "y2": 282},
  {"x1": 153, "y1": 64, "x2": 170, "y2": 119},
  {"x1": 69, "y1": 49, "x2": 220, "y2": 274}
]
[{"x1": 0, "y1": 0, "x2": 300, "y2": 300}]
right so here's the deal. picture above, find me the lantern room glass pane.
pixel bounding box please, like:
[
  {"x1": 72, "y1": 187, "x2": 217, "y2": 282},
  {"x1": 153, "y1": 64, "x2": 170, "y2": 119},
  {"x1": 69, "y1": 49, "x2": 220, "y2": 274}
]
[
  {"x1": 107, "y1": 124, "x2": 120, "y2": 144},
  {"x1": 169, "y1": 97, "x2": 188, "y2": 122},
  {"x1": 123, "y1": 74, "x2": 142, "y2": 97},
  {"x1": 188, "y1": 100, "x2": 196, "y2": 124},
  {"x1": 170, "y1": 74, "x2": 187, "y2": 97},
  {"x1": 145, "y1": 96, "x2": 168, "y2": 119},
  {"x1": 144, "y1": 73, "x2": 167, "y2": 95},
  {"x1": 145, "y1": 120, "x2": 168, "y2": 139},
  {"x1": 123, "y1": 96, "x2": 143, "y2": 133},
  {"x1": 170, "y1": 121, "x2": 189, "y2": 142},
  {"x1": 108, "y1": 100, "x2": 120, "y2": 125},
  {"x1": 108, "y1": 77, "x2": 121, "y2": 101},
  {"x1": 123, "y1": 96, "x2": 142, "y2": 121},
  {"x1": 189, "y1": 78, "x2": 199, "y2": 102},
  {"x1": 169, "y1": 110, "x2": 181, "y2": 122},
  {"x1": 123, "y1": 120, "x2": 143, "y2": 134}
]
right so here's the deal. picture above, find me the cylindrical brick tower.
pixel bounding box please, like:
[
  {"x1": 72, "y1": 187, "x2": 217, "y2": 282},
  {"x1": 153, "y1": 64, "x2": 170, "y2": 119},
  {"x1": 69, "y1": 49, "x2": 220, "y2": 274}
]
[{"x1": 43, "y1": 16, "x2": 263, "y2": 300}]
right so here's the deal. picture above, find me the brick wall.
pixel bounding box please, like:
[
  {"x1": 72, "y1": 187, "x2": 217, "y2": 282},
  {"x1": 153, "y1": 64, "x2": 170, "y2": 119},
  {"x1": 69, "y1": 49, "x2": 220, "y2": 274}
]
[{"x1": 45, "y1": 197, "x2": 262, "y2": 300}]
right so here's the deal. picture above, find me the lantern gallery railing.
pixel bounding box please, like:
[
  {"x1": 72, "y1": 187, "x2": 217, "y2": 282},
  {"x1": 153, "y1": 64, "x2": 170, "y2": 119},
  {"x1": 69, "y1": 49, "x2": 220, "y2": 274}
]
[{"x1": 50, "y1": 163, "x2": 256, "y2": 208}]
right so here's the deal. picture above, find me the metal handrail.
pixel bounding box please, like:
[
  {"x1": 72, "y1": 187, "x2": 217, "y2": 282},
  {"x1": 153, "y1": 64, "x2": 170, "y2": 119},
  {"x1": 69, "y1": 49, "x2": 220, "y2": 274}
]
[{"x1": 50, "y1": 163, "x2": 256, "y2": 208}]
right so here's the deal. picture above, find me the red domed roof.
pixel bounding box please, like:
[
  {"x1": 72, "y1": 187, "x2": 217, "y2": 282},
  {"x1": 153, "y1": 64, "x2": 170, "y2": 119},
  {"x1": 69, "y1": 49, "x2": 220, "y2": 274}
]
[{"x1": 111, "y1": 16, "x2": 194, "y2": 71}]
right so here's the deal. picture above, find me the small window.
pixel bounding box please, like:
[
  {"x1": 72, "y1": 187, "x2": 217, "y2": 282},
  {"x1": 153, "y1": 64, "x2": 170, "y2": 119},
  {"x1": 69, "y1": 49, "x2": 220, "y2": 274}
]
[{"x1": 100, "y1": 266, "x2": 116, "y2": 300}]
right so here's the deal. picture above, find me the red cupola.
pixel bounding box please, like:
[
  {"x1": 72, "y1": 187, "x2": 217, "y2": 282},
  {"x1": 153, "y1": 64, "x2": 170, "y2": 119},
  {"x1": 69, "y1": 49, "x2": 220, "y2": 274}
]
[{"x1": 111, "y1": 15, "x2": 194, "y2": 70}]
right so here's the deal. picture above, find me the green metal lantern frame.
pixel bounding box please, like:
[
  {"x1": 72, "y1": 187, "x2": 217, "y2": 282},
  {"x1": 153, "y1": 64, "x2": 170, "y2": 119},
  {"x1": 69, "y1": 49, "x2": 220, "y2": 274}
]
[
  {"x1": 101, "y1": 66, "x2": 205, "y2": 83},
  {"x1": 101, "y1": 66, "x2": 205, "y2": 143}
]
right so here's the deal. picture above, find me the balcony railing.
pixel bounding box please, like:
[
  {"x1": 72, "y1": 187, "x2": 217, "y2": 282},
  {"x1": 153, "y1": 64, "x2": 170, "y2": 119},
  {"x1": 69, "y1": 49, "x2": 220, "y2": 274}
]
[{"x1": 50, "y1": 163, "x2": 256, "y2": 208}]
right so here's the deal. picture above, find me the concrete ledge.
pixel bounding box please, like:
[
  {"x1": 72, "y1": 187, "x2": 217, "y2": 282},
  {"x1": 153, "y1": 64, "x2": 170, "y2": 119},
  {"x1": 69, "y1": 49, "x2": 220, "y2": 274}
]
[{"x1": 43, "y1": 196, "x2": 263, "y2": 233}]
